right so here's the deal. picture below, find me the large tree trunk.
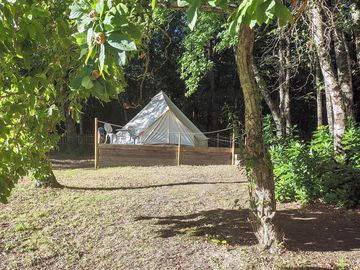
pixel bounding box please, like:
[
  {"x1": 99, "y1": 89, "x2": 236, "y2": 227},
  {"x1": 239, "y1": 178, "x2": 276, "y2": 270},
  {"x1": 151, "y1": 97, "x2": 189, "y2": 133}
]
[
  {"x1": 309, "y1": 1, "x2": 346, "y2": 152},
  {"x1": 236, "y1": 25, "x2": 278, "y2": 252},
  {"x1": 333, "y1": 22, "x2": 354, "y2": 119},
  {"x1": 315, "y1": 60, "x2": 324, "y2": 127},
  {"x1": 34, "y1": 160, "x2": 63, "y2": 188},
  {"x1": 278, "y1": 27, "x2": 292, "y2": 135},
  {"x1": 252, "y1": 64, "x2": 283, "y2": 136}
]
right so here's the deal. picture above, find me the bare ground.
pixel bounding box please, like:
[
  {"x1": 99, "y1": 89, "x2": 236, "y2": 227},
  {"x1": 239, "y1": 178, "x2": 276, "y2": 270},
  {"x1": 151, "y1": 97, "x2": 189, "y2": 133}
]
[{"x1": 0, "y1": 162, "x2": 359, "y2": 270}]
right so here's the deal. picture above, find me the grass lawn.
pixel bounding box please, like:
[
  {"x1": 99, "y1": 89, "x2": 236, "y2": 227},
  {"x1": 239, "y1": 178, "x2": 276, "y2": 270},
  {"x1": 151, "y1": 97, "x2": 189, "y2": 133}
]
[{"x1": 0, "y1": 164, "x2": 359, "y2": 269}]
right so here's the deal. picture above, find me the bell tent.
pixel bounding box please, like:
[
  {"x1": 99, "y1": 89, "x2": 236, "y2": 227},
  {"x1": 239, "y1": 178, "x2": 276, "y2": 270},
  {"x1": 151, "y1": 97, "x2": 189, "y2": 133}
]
[{"x1": 117, "y1": 91, "x2": 208, "y2": 147}]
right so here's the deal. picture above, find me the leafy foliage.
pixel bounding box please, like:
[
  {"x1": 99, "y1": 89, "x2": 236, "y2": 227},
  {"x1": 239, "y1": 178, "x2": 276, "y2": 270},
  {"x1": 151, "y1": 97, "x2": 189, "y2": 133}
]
[
  {"x1": 264, "y1": 116, "x2": 360, "y2": 208},
  {"x1": 0, "y1": 0, "x2": 293, "y2": 204}
]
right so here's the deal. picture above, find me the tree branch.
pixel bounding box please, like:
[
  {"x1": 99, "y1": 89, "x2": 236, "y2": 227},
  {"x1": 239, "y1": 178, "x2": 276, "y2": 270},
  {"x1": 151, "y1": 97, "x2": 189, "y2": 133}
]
[{"x1": 156, "y1": 1, "x2": 236, "y2": 14}]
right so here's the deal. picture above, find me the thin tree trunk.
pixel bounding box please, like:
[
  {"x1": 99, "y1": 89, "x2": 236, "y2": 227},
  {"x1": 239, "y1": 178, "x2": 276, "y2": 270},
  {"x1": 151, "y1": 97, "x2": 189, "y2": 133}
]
[
  {"x1": 209, "y1": 69, "x2": 217, "y2": 129},
  {"x1": 333, "y1": 23, "x2": 354, "y2": 119},
  {"x1": 315, "y1": 60, "x2": 324, "y2": 127},
  {"x1": 206, "y1": 39, "x2": 217, "y2": 130},
  {"x1": 309, "y1": 1, "x2": 346, "y2": 152},
  {"x1": 64, "y1": 105, "x2": 78, "y2": 150},
  {"x1": 351, "y1": 2, "x2": 360, "y2": 66},
  {"x1": 252, "y1": 64, "x2": 283, "y2": 136},
  {"x1": 236, "y1": 24, "x2": 278, "y2": 252},
  {"x1": 79, "y1": 112, "x2": 84, "y2": 144},
  {"x1": 278, "y1": 27, "x2": 291, "y2": 134},
  {"x1": 121, "y1": 96, "x2": 129, "y2": 123}
]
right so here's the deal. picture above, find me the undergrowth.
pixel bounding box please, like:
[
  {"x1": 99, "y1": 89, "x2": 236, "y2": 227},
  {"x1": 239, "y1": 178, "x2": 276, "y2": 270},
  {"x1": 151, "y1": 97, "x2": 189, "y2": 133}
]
[{"x1": 264, "y1": 116, "x2": 360, "y2": 208}]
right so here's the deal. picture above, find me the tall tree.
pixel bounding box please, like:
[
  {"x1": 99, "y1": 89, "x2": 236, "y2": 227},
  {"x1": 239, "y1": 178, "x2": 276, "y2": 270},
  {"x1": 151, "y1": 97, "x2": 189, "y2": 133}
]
[
  {"x1": 308, "y1": 0, "x2": 346, "y2": 152},
  {"x1": 236, "y1": 25, "x2": 278, "y2": 250},
  {"x1": 351, "y1": 1, "x2": 360, "y2": 67},
  {"x1": 278, "y1": 26, "x2": 292, "y2": 135}
]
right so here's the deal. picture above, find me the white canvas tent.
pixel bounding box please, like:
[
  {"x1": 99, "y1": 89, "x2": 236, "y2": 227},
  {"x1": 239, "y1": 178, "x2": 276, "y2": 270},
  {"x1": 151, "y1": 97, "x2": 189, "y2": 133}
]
[{"x1": 114, "y1": 91, "x2": 208, "y2": 147}]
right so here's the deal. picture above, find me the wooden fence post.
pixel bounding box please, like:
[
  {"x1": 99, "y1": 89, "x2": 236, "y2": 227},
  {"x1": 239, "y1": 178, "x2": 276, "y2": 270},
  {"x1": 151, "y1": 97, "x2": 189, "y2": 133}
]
[
  {"x1": 177, "y1": 133, "x2": 181, "y2": 166},
  {"x1": 231, "y1": 132, "x2": 235, "y2": 165},
  {"x1": 94, "y1": 117, "x2": 98, "y2": 169}
]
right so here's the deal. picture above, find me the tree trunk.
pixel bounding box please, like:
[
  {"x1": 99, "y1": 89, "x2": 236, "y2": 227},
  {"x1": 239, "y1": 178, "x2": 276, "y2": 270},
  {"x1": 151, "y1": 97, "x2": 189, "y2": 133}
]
[
  {"x1": 351, "y1": 1, "x2": 360, "y2": 66},
  {"x1": 278, "y1": 27, "x2": 291, "y2": 134},
  {"x1": 309, "y1": 1, "x2": 346, "y2": 152},
  {"x1": 64, "y1": 102, "x2": 78, "y2": 150},
  {"x1": 79, "y1": 112, "x2": 84, "y2": 144},
  {"x1": 236, "y1": 24, "x2": 278, "y2": 252},
  {"x1": 34, "y1": 160, "x2": 63, "y2": 188},
  {"x1": 325, "y1": 83, "x2": 334, "y2": 134},
  {"x1": 206, "y1": 39, "x2": 217, "y2": 130},
  {"x1": 252, "y1": 63, "x2": 283, "y2": 136},
  {"x1": 315, "y1": 60, "x2": 324, "y2": 127},
  {"x1": 121, "y1": 96, "x2": 129, "y2": 123},
  {"x1": 333, "y1": 23, "x2": 354, "y2": 119}
]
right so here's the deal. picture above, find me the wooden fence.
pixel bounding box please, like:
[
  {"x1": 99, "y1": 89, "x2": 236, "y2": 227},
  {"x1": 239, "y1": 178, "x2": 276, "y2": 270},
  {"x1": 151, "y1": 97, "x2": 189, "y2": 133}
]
[
  {"x1": 94, "y1": 118, "x2": 239, "y2": 168},
  {"x1": 97, "y1": 144, "x2": 237, "y2": 167}
]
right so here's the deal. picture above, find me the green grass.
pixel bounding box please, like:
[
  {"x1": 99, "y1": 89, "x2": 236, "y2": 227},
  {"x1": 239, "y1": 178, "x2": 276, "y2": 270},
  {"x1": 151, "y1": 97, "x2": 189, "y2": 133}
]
[{"x1": 1, "y1": 165, "x2": 359, "y2": 269}]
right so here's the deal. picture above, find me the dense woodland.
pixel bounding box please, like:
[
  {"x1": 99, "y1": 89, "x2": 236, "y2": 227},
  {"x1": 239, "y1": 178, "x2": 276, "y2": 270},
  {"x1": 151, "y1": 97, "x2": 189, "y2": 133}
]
[{"x1": 1, "y1": 0, "x2": 360, "y2": 252}]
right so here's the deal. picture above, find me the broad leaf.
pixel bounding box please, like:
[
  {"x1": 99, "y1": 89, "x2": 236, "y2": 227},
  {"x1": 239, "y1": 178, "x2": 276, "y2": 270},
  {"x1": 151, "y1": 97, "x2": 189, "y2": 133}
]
[
  {"x1": 187, "y1": 0, "x2": 201, "y2": 30},
  {"x1": 107, "y1": 32, "x2": 136, "y2": 51},
  {"x1": 99, "y1": 44, "x2": 105, "y2": 71},
  {"x1": 81, "y1": 76, "x2": 94, "y2": 89}
]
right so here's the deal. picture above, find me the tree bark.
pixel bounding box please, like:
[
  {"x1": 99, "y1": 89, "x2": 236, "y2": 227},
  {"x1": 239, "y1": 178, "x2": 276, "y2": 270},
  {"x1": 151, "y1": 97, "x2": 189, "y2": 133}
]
[
  {"x1": 236, "y1": 24, "x2": 279, "y2": 252},
  {"x1": 79, "y1": 112, "x2": 84, "y2": 144},
  {"x1": 351, "y1": 1, "x2": 360, "y2": 67},
  {"x1": 252, "y1": 64, "x2": 283, "y2": 136},
  {"x1": 64, "y1": 101, "x2": 78, "y2": 150},
  {"x1": 34, "y1": 160, "x2": 63, "y2": 188},
  {"x1": 315, "y1": 60, "x2": 324, "y2": 127},
  {"x1": 333, "y1": 22, "x2": 354, "y2": 119},
  {"x1": 278, "y1": 27, "x2": 292, "y2": 134},
  {"x1": 207, "y1": 39, "x2": 217, "y2": 130},
  {"x1": 309, "y1": 1, "x2": 346, "y2": 152}
]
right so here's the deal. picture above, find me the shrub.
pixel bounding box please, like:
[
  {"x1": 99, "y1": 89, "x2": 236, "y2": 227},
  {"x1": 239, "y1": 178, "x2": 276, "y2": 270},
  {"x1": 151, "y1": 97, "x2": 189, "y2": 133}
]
[{"x1": 264, "y1": 116, "x2": 360, "y2": 208}]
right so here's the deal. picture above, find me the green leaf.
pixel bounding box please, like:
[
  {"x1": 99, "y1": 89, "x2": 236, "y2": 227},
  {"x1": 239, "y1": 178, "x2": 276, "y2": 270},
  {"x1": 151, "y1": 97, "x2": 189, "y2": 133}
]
[
  {"x1": 81, "y1": 76, "x2": 94, "y2": 89},
  {"x1": 187, "y1": 0, "x2": 201, "y2": 30},
  {"x1": 99, "y1": 44, "x2": 105, "y2": 71},
  {"x1": 87, "y1": 27, "x2": 93, "y2": 47},
  {"x1": 177, "y1": 0, "x2": 189, "y2": 7},
  {"x1": 77, "y1": 16, "x2": 92, "y2": 33},
  {"x1": 107, "y1": 32, "x2": 136, "y2": 51},
  {"x1": 118, "y1": 51, "x2": 126, "y2": 66},
  {"x1": 275, "y1": 0, "x2": 293, "y2": 26},
  {"x1": 69, "y1": 4, "x2": 83, "y2": 19},
  {"x1": 96, "y1": 0, "x2": 104, "y2": 16},
  {"x1": 152, "y1": 0, "x2": 156, "y2": 9}
]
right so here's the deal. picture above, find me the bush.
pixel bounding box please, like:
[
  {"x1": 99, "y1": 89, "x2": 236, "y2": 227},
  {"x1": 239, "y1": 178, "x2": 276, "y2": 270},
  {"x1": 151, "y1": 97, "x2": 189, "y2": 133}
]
[{"x1": 264, "y1": 116, "x2": 360, "y2": 208}]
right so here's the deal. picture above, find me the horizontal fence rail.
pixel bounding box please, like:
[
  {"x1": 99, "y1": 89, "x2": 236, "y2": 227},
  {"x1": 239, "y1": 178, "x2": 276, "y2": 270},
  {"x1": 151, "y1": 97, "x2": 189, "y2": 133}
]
[
  {"x1": 59, "y1": 134, "x2": 94, "y2": 145},
  {"x1": 97, "y1": 144, "x2": 240, "y2": 167}
]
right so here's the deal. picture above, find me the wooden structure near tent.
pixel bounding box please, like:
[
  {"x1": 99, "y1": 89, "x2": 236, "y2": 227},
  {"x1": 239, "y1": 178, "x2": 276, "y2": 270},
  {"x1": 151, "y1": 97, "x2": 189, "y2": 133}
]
[{"x1": 94, "y1": 118, "x2": 239, "y2": 168}]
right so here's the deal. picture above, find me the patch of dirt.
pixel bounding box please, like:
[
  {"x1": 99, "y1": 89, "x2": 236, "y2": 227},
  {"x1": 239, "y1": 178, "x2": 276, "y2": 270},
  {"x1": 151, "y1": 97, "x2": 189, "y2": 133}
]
[{"x1": 0, "y1": 164, "x2": 359, "y2": 269}]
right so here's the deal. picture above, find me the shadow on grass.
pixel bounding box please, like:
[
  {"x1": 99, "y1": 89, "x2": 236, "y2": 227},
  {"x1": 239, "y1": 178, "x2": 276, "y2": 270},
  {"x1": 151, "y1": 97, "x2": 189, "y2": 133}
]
[
  {"x1": 136, "y1": 206, "x2": 360, "y2": 252},
  {"x1": 136, "y1": 209, "x2": 257, "y2": 246},
  {"x1": 63, "y1": 181, "x2": 246, "y2": 191},
  {"x1": 280, "y1": 266, "x2": 334, "y2": 270},
  {"x1": 277, "y1": 205, "x2": 360, "y2": 252}
]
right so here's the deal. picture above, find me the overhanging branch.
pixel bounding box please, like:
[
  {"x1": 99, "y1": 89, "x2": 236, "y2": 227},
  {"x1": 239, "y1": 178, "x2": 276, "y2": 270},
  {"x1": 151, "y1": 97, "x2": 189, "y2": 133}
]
[{"x1": 156, "y1": 1, "x2": 236, "y2": 14}]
